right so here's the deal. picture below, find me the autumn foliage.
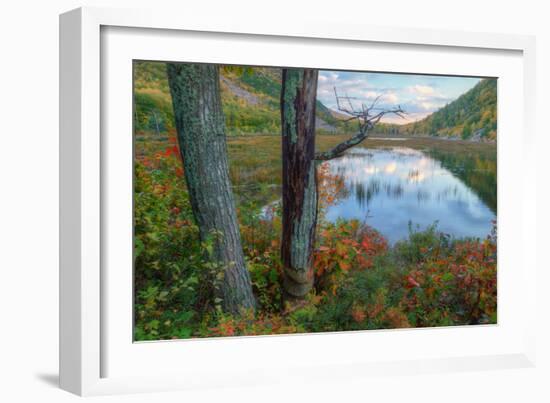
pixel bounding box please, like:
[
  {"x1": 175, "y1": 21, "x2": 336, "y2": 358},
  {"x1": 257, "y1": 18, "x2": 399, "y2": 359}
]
[{"x1": 134, "y1": 134, "x2": 497, "y2": 341}]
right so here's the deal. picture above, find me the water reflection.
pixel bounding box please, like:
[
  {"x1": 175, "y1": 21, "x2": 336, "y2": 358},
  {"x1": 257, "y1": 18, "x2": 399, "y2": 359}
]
[{"x1": 324, "y1": 147, "x2": 496, "y2": 243}]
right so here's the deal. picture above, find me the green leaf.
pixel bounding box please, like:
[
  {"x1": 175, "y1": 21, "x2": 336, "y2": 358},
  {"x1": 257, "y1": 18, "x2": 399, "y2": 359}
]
[
  {"x1": 269, "y1": 268, "x2": 278, "y2": 283},
  {"x1": 177, "y1": 328, "x2": 193, "y2": 339},
  {"x1": 134, "y1": 237, "x2": 144, "y2": 258}
]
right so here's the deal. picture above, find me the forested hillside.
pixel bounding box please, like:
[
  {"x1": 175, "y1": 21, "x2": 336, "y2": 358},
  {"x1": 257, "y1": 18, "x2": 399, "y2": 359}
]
[
  {"x1": 134, "y1": 62, "x2": 497, "y2": 141},
  {"x1": 134, "y1": 62, "x2": 349, "y2": 136},
  {"x1": 398, "y1": 79, "x2": 497, "y2": 141}
]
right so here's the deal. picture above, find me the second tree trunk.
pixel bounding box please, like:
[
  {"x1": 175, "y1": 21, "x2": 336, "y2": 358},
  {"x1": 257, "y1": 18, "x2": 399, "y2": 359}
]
[{"x1": 280, "y1": 68, "x2": 319, "y2": 298}]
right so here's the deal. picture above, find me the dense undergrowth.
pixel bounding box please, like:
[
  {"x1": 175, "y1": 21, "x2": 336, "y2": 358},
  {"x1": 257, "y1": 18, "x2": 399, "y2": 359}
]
[{"x1": 134, "y1": 137, "x2": 497, "y2": 341}]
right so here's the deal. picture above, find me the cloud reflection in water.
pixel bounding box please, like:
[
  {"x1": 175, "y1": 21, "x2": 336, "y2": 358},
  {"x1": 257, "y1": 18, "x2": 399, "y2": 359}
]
[{"x1": 324, "y1": 147, "x2": 495, "y2": 243}]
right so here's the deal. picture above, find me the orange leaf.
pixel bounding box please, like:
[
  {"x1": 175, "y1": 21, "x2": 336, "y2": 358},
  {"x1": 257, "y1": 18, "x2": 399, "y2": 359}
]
[{"x1": 339, "y1": 260, "x2": 351, "y2": 271}]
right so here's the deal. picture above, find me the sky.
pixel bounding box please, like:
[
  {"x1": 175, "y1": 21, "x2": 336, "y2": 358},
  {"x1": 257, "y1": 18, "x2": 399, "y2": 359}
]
[{"x1": 317, "y1": 70, "x2": 481, "y2": 124}]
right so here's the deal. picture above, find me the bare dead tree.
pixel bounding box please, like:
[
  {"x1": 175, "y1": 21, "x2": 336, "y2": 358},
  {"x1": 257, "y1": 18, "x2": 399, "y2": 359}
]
[
  {"x1": 315, "y1": 87, "x2": 405, "y2": 161},
  {"x1": 279, "y1": 81, "x2": 405, "y2": 301},
  {"x1": 280, "y1": 68, "x2": 319, "y2": 299}
]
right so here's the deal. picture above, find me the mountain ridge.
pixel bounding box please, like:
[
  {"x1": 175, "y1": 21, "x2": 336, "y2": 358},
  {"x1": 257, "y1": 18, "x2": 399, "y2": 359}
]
[
  {"x1": 134, "y1": 62, "x2": 497, "y2": 142},
  {"x1": 396, "y1": 79, "x2": 497, "y2": 141}
]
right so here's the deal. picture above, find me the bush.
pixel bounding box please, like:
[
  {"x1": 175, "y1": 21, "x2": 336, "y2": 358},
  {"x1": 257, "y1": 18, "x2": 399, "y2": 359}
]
[{"x1": 133, "y1": 135, "x2": 497, "y2": 340}]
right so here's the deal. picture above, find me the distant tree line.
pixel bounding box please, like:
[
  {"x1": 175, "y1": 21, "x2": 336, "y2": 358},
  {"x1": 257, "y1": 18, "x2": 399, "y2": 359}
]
[{"x1": 398, "y1": 79, "x2": 497, "y2": 140}]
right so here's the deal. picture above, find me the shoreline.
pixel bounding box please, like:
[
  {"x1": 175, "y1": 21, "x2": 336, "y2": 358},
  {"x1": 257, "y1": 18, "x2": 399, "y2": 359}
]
[{"x1": 136, "y1": 131, "x2": 497, "y2": 145}]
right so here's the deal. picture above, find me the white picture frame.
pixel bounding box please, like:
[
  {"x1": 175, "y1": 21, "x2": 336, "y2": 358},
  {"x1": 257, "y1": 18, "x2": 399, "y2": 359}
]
[{"x1": 59, "y1": 6, "x2": 537, "y2": 396}]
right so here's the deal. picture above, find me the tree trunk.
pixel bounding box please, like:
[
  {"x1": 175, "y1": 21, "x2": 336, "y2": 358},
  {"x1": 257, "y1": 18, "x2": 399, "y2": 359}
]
[
  {"x1": 166, "y1": 63, "x2": 255, "y2": 315},
  {"x1": 280, "y1": 68, "x2": 319, "y2": 298}
]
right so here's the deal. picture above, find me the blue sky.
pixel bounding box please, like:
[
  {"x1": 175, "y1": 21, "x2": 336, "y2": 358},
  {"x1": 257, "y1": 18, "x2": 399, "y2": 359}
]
[{"x1": 317, "y1": 71, "x2": 481, "y2": 124}]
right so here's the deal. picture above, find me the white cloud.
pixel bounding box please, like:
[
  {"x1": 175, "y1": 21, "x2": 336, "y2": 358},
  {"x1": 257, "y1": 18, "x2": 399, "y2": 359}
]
[
  {"x1": 382, "y1": 92, "x2": 399, "y2": 104},
  {"x1": 317, "y1": 72, "x2": 403, "y2": 116},
  {"x1": 408, "y1": 84, "x2": 436, "y2": 96},
  {"x1": 382, "y1": 112, "x2": 431, "y2": 125},
  {"x1": 361, "y1": 90, "x2": 379, "y2": 99},
  {"x1": 420, "y1": 101, "x2": 437, "y2": 110},
  {"x1": 316, "y1": 71, "x2": 473, "y2": 125}
]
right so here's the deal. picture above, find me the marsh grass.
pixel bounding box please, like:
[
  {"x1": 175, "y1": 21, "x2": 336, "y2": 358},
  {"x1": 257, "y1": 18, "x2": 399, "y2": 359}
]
[{"x1": 135, "y1": 133, "x2": 496, "y2": 213}]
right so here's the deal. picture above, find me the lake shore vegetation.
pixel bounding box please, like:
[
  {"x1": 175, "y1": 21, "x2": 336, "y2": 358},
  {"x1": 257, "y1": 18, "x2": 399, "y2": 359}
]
[{"x1": 134, "y1": 132, "x2": 497, "y2": 340}]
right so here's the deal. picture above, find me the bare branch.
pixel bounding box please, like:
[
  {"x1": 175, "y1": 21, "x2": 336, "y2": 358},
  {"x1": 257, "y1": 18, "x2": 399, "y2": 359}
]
[
  {"x1": 315, "y1": 130, "x2": 372, "y2": 161},
  {"x1": 368, "y1": 94, "x2": 383, "y2": 111},
  {"x1": 345, "y1": 92, "x2": 355, "y2": 113},
  {"x1": 315, "y1": 89, "x2": 406, "y2": 161},
  {"x1": 334, "y1": 87, "x2": 342, "y2": 111}
]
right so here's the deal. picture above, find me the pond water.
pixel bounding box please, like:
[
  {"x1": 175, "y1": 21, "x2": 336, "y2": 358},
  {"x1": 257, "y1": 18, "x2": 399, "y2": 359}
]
[{"x1": 323, "y1": 146, "x2": 496, "y2": 243}]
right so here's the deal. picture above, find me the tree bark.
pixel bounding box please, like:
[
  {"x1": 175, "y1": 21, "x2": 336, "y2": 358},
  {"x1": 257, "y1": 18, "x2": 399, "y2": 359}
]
[
  {"x1": 166, "y1": 63, "x2": 255, "y2": 315},
  {"x1": 280, "y1": 68, "x2": 319, "y2": 298}
]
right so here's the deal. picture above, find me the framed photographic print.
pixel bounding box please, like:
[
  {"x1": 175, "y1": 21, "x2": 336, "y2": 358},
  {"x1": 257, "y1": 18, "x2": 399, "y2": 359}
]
[{"x1": 60, "y1": 6, "x2": 537, "y2": 396}]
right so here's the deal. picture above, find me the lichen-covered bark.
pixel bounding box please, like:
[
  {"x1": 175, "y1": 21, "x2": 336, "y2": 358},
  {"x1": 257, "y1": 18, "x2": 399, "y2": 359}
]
[
  {"x1": 166, "y1": 63, "x2": 255, "y2": 314},
  {"x1": 281, "y1": 68, "x2": 319, "y2": 298}
]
